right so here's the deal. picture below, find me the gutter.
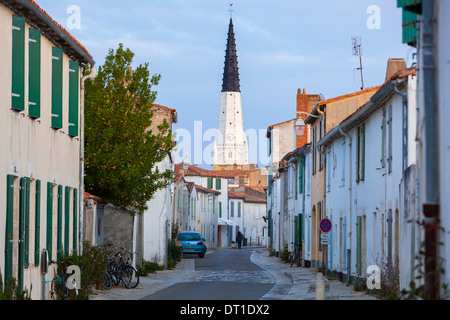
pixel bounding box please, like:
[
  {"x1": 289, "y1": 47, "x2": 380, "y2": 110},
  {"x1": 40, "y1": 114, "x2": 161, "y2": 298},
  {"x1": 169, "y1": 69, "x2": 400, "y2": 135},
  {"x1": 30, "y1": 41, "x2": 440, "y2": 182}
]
[
  {"x1": 15, "y1": 0, "x2": 95, "y2": 65},
  {"x1": 79, "y1": 65, "x2": 97, "y2": 253},
  {"x1": 421, "y1": 0, "x2": 440, "y2": 300},
  {"x1": 339, "y1": 126, "x2": 353, "y2": 284},
  {"x1": 393, "y1": 84, "x2": 408, "y2": 172}
]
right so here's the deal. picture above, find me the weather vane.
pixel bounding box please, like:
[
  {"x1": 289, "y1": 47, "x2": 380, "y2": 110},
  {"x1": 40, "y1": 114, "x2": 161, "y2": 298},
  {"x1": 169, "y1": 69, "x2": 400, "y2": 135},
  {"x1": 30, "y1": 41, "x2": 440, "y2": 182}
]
[{"x1": 229, "y1": 3, "x2": 234, "y2": 18}]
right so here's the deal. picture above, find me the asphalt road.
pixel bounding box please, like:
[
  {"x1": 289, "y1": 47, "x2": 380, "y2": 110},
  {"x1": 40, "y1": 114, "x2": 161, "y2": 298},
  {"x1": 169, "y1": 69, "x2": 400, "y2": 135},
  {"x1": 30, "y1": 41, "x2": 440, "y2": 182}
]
[{"x1": 142, "y1": 248, "x2": 274, "y2": 300}]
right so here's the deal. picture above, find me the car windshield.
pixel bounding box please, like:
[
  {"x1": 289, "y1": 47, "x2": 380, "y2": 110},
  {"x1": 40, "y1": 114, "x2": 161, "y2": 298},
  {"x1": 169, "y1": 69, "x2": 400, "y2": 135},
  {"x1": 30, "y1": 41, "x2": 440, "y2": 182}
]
[{"x1": 178, "y1": 233, "x2": 202, "y2": 241}]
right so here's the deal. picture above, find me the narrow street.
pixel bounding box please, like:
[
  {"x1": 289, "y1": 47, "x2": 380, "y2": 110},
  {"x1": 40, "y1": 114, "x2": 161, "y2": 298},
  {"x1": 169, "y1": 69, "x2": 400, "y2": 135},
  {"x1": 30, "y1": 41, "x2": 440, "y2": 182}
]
[
  {"x1": 143, "y1": 248, "x2": 273, "y2": 300},
  {"x1": 90, "y1": 248, "x2": 376, "y2": 301}
]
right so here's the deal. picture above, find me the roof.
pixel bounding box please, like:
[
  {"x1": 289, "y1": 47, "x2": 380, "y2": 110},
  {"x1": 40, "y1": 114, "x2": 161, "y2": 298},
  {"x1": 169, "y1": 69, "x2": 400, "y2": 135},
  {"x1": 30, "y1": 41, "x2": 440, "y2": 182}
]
[
  {"x1": 2, "y1": 0, "x2": 94, "y2": 65},
  {"x1": 151, "y1": 103, "x2": 178, "y2": 124},
  {"x1": 228, "y1": 191, "x2": 266, "y2": 204},
  {"x1": 178, "y1": 164, "x2": 258, "y2": 179},
  {"x1": 222, "y1": 18, "x2": 240, "y2": 93},
  {"x1": 195, "y1": 185, "x2": 221, "y2": 195},
  {"x1": 305, "y1": 85, "x2": 382, "y2": 124},
  {"x1": 317, "y1": 67, "x2": 416, "y2": 148}
]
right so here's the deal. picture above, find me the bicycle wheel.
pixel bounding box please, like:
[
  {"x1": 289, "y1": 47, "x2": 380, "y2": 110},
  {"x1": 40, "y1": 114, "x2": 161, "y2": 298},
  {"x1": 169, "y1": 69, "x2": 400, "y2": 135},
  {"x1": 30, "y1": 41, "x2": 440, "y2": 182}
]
[
  {"x1": 124, "y1": 265, "x2": 139, "y2": 289},
  {"x1": 51, "y1": 276, "x2": 68, "y2": 300},
  {"x1": 102, "y1": 272, "x2": 113, "y2": 290}
]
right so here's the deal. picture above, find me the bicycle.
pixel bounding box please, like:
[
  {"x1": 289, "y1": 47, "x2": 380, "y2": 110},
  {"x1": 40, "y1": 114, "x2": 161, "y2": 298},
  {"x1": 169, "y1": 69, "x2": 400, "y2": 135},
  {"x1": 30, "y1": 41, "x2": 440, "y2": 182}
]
[
  {"x1": 43, "y1": 259, "x2": 79, "y2": 300},
  {"x1": 290, "y1": 242, "x2": 302, "y2": 267},
  {"x1": 105, "y1": 250, "x2": 133, "y2": 289},
  {"x1": 121, "y1": 248, "x2": 140, "y2": 289}
]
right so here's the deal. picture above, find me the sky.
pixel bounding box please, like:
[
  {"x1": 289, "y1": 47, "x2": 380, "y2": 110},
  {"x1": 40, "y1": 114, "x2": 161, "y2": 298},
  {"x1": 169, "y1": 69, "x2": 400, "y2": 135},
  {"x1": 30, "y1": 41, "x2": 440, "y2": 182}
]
[{"x1": 36, "y1": 0, "x2": 413, "y2": 167}]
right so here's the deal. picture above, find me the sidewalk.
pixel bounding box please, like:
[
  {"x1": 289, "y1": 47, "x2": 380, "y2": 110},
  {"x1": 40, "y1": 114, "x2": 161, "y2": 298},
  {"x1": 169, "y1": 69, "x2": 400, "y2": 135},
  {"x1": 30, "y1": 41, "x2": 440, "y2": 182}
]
[
  {"x1": 89, "y1": 257, "x2": 196, "y2": 300},
  {"x1": 89, "y1": 247, "x2": 377, "y2": 300},
  {"x1": 251, "y1": 247, "x2": 377, "y2": 300}
]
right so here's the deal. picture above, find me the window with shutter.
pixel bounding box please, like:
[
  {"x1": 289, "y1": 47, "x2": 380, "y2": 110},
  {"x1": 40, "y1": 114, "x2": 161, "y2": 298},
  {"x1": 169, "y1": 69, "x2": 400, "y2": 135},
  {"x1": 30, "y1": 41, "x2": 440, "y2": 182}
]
[
  {"x1": 57, "y1": 185, "x2": 63, "y2": 261},
  {"x1": 298, "y1": 157, "x2": 304, "y2": 194},
  {"x1": 4, "y1": 175, "x2": 15, "y2": 283},
  {"x1": 46, "y1": 182, "x2": 53, "y2": 262},
  {"x1": 34, "y1": 180, "x2": 41, "y2": 266},
  {"x1": 51, "y1": 47, "x2": 63, "y2": 129},
  {"x1": 207, "y1": 177, "x2": 213, "y2": 189},
  {"x1": 381, "y1": 109, "x2": 386, "y2": 168},
  {"x1": 215, "y1": 178, "x2": 221, "y2": 190},
  {"x1": 73, "y1": 188, "x2": 78, "y2": 254},
  {"x1": 29, "y1": 28, "x2": 41, "y2": 118},
  {"x1": 12, "y1": 15, "x2": 25, "y2": 111},
  {"x1": 64, "y1": 187, "x2": 71, "y2": 257},
  {"x1": 68, "y1": 61, "x2": 79, "y2": 136},
  {"x1": 388, "y1": 105, "x2": 393, "y2": 174},
  {"x1": 356, "y1": 216, "x2": 362, "y2": 275}
]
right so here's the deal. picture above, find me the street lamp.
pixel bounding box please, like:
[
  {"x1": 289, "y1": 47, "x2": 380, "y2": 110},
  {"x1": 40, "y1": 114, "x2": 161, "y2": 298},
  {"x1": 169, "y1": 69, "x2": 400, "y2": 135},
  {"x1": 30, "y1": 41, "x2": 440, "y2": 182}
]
[{"x1": 294, "y1": 111, "x2": 321, "y2": 137}]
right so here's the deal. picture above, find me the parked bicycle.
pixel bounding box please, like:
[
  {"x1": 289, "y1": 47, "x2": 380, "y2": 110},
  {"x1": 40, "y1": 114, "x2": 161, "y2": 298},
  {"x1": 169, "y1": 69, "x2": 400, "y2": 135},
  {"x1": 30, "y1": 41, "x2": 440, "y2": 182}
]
[
  {"x1": 290, "y1": 242, "x2": 302, "y2": 267},
  {"x1": 43, "y1": 259, "x2": 79, "y2": 300},
  {"x1": 121, "y1": 248, "x2": 140, "y2": 289},
  {"x1": 102, "y1": 247, "x2": 139, "y2": 289}
]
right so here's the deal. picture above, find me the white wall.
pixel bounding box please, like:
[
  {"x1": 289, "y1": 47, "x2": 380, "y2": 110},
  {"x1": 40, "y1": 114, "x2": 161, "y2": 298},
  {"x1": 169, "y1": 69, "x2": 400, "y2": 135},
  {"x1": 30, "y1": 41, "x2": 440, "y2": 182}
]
[{"x1": 0, "y1": 4, "x2": 82, "y2": 300}]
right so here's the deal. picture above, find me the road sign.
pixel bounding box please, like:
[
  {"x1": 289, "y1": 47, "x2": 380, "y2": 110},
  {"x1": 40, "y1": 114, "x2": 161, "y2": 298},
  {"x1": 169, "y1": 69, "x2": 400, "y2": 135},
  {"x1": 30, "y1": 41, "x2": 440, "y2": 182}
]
[
  {"x1": 320, "y1": 233, "x2": 330, "y2": 240},
  {"x1": 320, "y1": 219, "x2": 332, "y2": 233}
]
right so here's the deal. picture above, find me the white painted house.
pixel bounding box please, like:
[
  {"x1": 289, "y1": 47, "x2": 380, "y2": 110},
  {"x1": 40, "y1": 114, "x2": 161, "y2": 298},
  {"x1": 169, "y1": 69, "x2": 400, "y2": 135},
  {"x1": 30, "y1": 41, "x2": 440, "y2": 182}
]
[
  {"x1": 317, "y1": 67, "x2": 417, "y2": 283},
  {"x1": 0, "y1": 0, "x2": 95, "y2": 299}
]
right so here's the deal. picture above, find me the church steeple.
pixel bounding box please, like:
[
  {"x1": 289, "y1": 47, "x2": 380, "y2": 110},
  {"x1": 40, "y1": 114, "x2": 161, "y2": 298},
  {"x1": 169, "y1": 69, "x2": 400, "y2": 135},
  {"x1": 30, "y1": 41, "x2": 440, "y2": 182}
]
[{"x1": 222, "y1": 18, "x2": 240, "y2": 93}]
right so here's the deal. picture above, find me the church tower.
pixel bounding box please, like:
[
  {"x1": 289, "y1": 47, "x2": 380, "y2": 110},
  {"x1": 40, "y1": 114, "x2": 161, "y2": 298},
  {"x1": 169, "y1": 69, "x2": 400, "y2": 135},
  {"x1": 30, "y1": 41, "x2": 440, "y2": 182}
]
[{"x1": 213, "y1": 18, "x2": 249, "y2": 171}]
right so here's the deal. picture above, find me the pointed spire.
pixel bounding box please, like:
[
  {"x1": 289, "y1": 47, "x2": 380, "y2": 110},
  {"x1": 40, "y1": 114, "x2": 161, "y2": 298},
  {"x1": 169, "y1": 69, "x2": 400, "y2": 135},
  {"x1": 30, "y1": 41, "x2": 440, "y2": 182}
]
[{"x1": 222, "y1": 18, "x2": 241, "y2": 93}]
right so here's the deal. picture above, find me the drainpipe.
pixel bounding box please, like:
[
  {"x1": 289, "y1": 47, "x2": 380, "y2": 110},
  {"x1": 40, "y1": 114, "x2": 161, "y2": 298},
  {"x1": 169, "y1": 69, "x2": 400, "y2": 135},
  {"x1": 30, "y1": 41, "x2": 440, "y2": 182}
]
[
  {"x1": 393, "y1": 81, "x2": 408, "y2": 173},
  {"x1": 421, "y1": 0, "x2": 440, "y2": 300},
  {"x1": 79, "y1": 65, "x2": 97, "y2": 254},
  {"x1": 339, "y1": 126, "x2": 352, "y2": 285}
]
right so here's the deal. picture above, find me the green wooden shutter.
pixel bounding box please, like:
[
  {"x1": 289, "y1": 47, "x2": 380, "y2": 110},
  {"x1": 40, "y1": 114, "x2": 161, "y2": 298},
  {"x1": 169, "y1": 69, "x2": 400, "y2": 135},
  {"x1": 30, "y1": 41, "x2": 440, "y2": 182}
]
[
  {"x1": 46, "y1": 182, "x2": 53, "y2": 262},
  {"x1": 356, "y1": 127, "x2": 361, "y2": 182},
  {"x1": 215, "y1": 178, "x2": 221, "y2": 190},
  {"x1": 360, "y1": 124, "x2": 365, "y2": 181},
  {"x1": 28, "y1": 28, "x2": 41, "y2": 118},
  {"x1": 4, "y1": 175, "x2": 15, "y2": 283},
  {"x1": 298, "y1": 157, "x2": 304, "y2": 194},
  {"x1": 12, "y1": 15, "x2": 25, "y2": 111},
  {"x1": 64, "y1": 187, "x2": 71, "y2": 257},
  {"x1": 23, "y1": 177, "x2": 30, "y2": 268},
  {"x1": 57, "y1": 185, "x2": 63, "y2": 261},
  {"x1": 207, "y1": 177, "x2": 213, "y2": 189},
  {"x1": 68, "y1": 61, "x2": 79, "y2": 136},
  {"x1": 356, "y1": 216, "x2": 362, "y2": 275},
  {"x1": 219, "y1": 202, "x2": 222, "y2": 218},
  {"x1": 35, "y1": 180, "x2": 41, "y2": 266},
  {"x1": 51, "y1": 47, "x2": 63, "y2": 129},
  {"x1": 381, "y1": 110, "x2": 386, "y2": 168},
  {"x1": 73, "y1": 188, "x2": 78, "y2": 254}
]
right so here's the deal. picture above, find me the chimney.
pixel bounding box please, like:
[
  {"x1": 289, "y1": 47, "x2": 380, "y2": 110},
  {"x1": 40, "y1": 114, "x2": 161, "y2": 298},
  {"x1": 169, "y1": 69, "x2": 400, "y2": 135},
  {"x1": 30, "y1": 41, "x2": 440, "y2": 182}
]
[
  {"x1": 385, "y1": 58, "x2": 407, "y2": 82},
  {"x1": 296, "y1": 88, "x2": 321, "y2": 149}
]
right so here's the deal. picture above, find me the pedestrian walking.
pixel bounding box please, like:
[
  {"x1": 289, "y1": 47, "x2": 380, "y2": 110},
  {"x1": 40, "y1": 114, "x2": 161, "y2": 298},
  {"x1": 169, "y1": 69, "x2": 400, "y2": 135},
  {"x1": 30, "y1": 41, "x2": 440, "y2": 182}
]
[{"x1": 236, "y1": 231, "x2": 244, "y2": 249}]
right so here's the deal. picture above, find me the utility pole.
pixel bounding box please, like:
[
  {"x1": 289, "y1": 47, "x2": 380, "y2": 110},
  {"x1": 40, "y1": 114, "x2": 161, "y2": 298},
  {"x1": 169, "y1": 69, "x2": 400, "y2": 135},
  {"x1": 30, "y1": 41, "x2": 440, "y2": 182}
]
[{"x1": 352, "y1": 36, "x2": 365, "y2": 90}]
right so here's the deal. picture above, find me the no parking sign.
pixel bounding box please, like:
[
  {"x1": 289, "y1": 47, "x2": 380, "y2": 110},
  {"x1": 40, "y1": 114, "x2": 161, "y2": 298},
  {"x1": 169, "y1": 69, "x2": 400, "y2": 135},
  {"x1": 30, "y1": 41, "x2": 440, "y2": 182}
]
[{"x1": 319, "y1": 218, "x2": 332, "y2": 233}]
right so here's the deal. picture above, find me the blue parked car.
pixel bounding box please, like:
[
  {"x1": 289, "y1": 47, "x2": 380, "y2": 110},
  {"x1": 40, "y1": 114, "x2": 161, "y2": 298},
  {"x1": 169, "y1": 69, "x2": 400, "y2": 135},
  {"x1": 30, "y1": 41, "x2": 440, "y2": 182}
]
[{"x1": 176, "y1": 231, "x2": 207, "y2": 258}]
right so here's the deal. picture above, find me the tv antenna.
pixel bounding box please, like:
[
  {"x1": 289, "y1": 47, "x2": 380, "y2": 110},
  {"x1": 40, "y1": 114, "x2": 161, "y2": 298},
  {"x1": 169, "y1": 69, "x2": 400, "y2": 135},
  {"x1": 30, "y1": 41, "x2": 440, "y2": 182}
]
[{"x1": 352, "y1": 36, "x2": 364, "y2": 90}]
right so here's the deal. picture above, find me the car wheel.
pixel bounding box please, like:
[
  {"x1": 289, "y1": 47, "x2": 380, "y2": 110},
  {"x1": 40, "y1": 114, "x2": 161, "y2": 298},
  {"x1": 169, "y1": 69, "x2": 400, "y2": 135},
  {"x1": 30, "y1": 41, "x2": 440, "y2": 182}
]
[{"x1": 198, "y1": 253, "x2": 205, "y2": 258}]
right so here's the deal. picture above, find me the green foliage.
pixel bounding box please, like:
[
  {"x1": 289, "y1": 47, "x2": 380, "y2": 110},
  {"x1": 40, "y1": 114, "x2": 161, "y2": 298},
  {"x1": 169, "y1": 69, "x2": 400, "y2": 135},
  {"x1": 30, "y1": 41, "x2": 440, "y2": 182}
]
[
  {"x1": 84, "y1": 43, "x2": 174, "y2": 213},
  {"x1": 281, "y1": 249, "x2": 291, "y2": 263},
  {"x1": 61, "y1": 242, "x2": 109, "y2": 300},
  {"x1": 0, "y1": 272, "x2": 32, "y2": 300},
  {"x1": 138, "y1": 259, "x2": 164, "y2": 276},
  {"x1": 168, "y1": 240, "x2": 182, "y2": 270}
]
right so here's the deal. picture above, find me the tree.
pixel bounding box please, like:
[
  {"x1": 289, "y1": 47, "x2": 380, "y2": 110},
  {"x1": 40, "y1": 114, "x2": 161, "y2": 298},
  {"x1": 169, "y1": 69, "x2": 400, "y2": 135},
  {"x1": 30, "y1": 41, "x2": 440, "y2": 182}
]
[{"x1": 84, "y1": 44, "x2": 174, "y2": 213}]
